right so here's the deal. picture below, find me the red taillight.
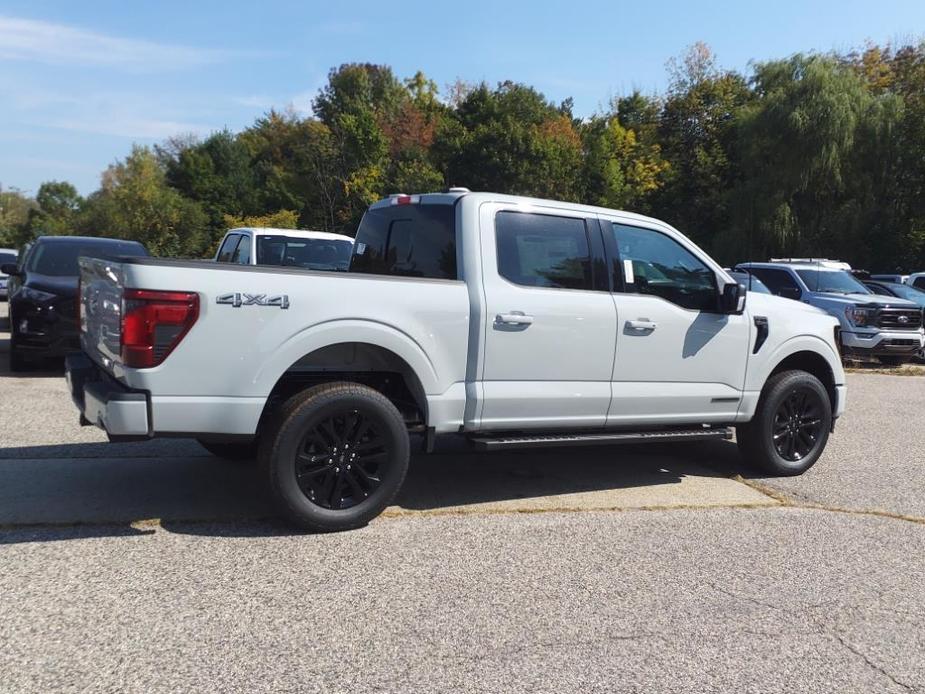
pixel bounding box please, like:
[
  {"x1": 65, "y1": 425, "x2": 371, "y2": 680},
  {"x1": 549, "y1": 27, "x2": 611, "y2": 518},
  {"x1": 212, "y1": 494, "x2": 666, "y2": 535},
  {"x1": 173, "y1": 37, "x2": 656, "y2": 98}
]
[{"x1": 121, "y1": 289, "x2": 199, "y2": 368}]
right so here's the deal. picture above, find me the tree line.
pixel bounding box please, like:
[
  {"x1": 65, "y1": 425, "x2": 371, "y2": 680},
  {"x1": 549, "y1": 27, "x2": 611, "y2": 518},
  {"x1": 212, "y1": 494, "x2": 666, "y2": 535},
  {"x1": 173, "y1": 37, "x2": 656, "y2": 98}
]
[{"x1": 2, "y1": 41, "x2": 924, "y2": 271}]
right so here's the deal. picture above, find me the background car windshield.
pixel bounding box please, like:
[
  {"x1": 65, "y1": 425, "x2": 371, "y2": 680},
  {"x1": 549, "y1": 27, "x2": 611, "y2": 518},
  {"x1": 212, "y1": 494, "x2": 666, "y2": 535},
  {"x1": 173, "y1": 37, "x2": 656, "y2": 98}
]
[
  {"x1": 885, "y1": 282, "x2": 925, "y2": 302},
  {"x1": 257, "y1": 236, "x2": 353, "y2": 269},
  {"x1": 0, "y1": 252, "x2": 17, "y2": 266},
  {"x1": 796, "y1": 269, "x2": 871, "y2": 294},
  {"x1": 26, "y1": 240, "x2": 146, "y2": 277}
]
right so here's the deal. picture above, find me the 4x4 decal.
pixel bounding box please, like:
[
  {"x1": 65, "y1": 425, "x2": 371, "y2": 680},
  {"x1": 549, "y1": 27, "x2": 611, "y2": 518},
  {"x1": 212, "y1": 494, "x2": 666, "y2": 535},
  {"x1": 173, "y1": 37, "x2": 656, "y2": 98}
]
[{"x1": 216, "y1": 293, "x2": 289, "y2": 309}]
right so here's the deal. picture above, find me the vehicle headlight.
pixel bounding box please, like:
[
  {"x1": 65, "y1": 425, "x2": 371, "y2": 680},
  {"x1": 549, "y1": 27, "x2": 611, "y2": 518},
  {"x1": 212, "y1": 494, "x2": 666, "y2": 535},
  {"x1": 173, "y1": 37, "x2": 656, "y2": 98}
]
[
  {"x1": 20, "y1": 287, "x2": 56, "y2": 302},
  {"x1": 845, "y1": 306, "x2": 875, "y2": 326}
]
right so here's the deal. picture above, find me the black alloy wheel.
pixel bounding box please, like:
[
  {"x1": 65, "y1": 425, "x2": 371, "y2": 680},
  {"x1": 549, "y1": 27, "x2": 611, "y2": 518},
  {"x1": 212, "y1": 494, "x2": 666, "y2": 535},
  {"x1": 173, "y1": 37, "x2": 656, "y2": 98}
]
[
  {"x1": 771, "y1": 387, "x2": 825, "y2": 462},
  {"x1": 295, "y1": 408, "x2": 388, "y2": 510},
  {"x1": 260, "y1": 381, "x2": 410, "y2": 532},
  {"x1": 736, "y1": 369, "x2": 832, "y2": 476}
]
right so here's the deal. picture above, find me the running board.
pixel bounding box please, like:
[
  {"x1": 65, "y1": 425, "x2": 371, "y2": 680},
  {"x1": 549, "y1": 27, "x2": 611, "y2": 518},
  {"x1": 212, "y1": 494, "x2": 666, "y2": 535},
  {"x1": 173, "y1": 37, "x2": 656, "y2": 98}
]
[{"x1": 469, "y1": 427, "x2": 733, "y2": 451}]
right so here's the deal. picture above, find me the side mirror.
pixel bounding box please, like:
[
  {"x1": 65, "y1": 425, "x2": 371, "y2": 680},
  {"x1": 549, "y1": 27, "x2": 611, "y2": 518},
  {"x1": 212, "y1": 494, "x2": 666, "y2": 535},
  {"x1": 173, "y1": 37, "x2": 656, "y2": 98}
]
[
  {"x1": 720, "y1": 281, "x2": 746, "y2": 314},
  {"x1": 1, "y1": 263, "x2": 21, "y2": 276}
]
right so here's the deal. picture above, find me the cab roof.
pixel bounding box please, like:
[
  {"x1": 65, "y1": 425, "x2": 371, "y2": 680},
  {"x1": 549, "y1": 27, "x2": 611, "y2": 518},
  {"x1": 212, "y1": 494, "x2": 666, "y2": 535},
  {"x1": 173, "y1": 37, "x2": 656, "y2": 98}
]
[
  {"x1": 229, "y1": 228, "x2": 354, "y2": 242},
  {"x1": 369, "y1": 191, "x2": 669, "y2": 228}
]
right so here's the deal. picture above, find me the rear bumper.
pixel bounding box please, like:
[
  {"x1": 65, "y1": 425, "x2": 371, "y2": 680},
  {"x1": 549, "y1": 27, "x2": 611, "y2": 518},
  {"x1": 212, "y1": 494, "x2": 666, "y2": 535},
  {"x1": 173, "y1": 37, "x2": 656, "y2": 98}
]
[{"x1": 65, "y1": 353, "x2": 150, "y2": 439}]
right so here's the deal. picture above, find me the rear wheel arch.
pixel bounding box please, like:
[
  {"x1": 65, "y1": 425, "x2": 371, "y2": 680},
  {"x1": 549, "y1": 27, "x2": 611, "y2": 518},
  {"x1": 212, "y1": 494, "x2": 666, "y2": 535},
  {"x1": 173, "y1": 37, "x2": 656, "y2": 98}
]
[{"x1": 260, "y1": 342, "x2": 429, "y2": 434}]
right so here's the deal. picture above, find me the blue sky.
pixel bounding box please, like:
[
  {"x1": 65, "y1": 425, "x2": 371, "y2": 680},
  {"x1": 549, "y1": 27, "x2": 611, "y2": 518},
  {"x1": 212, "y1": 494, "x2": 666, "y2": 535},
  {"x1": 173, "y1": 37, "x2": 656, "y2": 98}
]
[{"x1": 1, "y1": 0, "x2": 924, "y2": 195}]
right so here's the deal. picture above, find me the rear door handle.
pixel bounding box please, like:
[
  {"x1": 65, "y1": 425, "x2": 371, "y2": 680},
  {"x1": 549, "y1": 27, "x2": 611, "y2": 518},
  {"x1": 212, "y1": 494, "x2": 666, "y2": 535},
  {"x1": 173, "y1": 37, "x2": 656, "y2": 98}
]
[
  {"x1": 496, "y1": 312, "x2": 534, "y2": 325},
  {"x1": 626, "y1": 319, "x2": 657, "y2": 331}
]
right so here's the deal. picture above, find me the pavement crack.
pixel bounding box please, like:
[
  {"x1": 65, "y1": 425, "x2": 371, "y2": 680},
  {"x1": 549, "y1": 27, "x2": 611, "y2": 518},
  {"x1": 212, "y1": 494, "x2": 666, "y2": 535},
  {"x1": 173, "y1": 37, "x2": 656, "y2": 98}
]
[
  {"x1": 824, "y1": 626, "x2": 915, "y2": 693},
  {"x1": 707, "y1": 580, "x2": 917, "y2": 693},
  {"x1": 731, "y1": 476, "x2": 925, "y2": 526}
]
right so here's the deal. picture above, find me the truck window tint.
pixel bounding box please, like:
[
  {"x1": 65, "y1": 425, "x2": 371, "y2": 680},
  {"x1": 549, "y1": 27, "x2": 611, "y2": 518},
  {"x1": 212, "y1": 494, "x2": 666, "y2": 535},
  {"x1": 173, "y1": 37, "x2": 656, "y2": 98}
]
[
  {"x1": 915, "y1": 277, "x2": 925, "y2": 290},
  {"x1": 217, "y1": 235, "x2": 239, "y2": 263},
  {"x1": 350, "y1": 204, "x2": 457, "y2": 279},
  {"x1": 746, "y1": 268, "x2": 802, "y2": 299},
  {"x1": 495, "y1": 212, "x2": 592, "y2": 290},
  {"x1": 232, "y1": 235, "x2": 251, "y2": 264},
  {"x1": 612, "y1": 224, "x2": 716, "y2": 310}
]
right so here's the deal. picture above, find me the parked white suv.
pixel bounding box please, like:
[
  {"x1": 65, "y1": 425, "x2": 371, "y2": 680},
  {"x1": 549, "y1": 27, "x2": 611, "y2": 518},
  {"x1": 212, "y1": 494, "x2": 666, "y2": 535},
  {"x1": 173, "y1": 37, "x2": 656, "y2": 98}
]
[
  {"x1": 215, "y1": 227, "x2": 354, "y2": 272},
  {"x1": 67, "y1": 191, "x2": 846, "y2": 531}
]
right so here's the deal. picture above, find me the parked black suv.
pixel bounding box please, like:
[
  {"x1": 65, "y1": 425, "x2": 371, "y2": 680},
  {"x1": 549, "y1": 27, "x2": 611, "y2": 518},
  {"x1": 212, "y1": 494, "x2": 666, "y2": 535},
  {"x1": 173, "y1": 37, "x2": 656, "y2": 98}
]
[{"x1": 2, "y1": 236, "x2": 148, "y2": 371}]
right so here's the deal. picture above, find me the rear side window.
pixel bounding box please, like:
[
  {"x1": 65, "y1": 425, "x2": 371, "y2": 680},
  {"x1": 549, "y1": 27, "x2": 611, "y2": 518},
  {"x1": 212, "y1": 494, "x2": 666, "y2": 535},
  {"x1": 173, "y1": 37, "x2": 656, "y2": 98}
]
[
  {"x1": 350, "y1": 203, "x2": 457, "y2": 280},
  {"x1": 217, "y1": 234, "x2": 239, "y2": 263},
  {"x1": 232, "y1": 235, "x2": 251, "y2": 264},
  {"x1": 496, "y1": 212, "x2": 592, "y2": 290}
]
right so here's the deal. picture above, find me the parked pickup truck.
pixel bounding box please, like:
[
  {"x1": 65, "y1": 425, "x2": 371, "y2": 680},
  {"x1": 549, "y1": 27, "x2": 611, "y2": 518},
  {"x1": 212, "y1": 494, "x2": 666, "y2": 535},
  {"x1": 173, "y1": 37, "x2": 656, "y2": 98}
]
[
  {"x1": 736, "y1": 261, "x2": 925, "y2": 365},
  {"x1": 66, "y1": 191, "x2": 847, "y2": 531}
]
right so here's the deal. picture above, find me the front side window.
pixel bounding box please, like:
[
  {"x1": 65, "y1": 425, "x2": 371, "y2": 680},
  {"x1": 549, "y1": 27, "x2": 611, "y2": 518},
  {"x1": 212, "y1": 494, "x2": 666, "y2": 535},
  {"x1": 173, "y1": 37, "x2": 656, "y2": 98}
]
[
  {"x1": 914, "y1": 277, "x2": 925, "y2": 290},
  {"x1": 232, "y1": 235, "x2": 251, "y2": 264},
  {"x1": 612, "y1": 224, "x2": 716, "y2": 310},
  {"x1": 495, "y1": 211, "x2": 592, "y2": 290},
  {"x1": 216, "y1": 235, "x2": 240, "y2": 263},
  {"x1": 746, "y1": 268, "x2": 802, "y2": 299}
]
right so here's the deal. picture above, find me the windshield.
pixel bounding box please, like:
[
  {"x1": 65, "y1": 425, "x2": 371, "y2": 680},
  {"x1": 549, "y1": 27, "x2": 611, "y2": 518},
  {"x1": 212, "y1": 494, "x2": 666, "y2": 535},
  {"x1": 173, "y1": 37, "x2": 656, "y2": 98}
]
[
  {"x1": 256, "y1": 235, "x2": 353, "y2": 270},
  {"x1": 795, "y1": 269, "x2": 871, "y2": 295},
  {"x1": 884, "y1": 283, "x2": 925, "y2": 303},
  {"x1": 26, "y1": 240, "x2": 147, "y2": 277}
]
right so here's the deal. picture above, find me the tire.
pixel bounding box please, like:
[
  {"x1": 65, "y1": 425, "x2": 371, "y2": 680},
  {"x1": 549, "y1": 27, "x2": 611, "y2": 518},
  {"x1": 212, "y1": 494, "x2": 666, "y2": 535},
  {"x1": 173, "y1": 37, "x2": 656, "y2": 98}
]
[
  {"x1": 876, "y1": 356, "x2": 906, "y2": 367},
  {"x1": 197, "y1": 439, "x2": 259, "y2": 461},
  {"x1": 736, "y1": 370, "x2": 832, "y2": 476},
  {"x1": 259, "y1": 382, "x2": 410, "y2": 532}
]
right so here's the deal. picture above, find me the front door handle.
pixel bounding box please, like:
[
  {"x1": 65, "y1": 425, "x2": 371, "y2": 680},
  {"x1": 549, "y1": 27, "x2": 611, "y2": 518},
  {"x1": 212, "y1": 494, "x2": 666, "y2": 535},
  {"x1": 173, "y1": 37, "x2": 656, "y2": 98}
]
[
  {"x1": 626, "y1": 319, "x2": 657, "y2": 331},
  {"x1": 496, "y1": 312, "x2": 534, "y2": 326}
]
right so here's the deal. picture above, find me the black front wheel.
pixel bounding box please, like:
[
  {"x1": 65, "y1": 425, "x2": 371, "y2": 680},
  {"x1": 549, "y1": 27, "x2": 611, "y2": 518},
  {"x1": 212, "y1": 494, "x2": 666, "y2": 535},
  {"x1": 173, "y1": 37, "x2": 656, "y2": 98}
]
[
  {"x1": 260, "y1": 382, "x2": 410, "y2": 532},
  {"x1": 737, "y1": 370, "x2": 832, "y2": 476}
]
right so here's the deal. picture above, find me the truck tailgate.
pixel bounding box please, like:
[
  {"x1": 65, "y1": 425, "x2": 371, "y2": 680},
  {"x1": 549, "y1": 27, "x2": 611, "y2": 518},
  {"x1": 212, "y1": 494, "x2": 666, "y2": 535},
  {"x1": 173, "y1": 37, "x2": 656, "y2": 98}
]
[{"x1": 79, "y1": 256, "x2": 125, "y2": 375}]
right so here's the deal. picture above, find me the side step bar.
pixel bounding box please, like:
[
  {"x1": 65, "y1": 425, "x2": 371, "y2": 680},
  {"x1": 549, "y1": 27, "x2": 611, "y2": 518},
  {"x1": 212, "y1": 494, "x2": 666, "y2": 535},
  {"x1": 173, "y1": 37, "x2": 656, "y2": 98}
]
[{"x1": 469, "y1": 427, "x2": 733, "y2": 451}]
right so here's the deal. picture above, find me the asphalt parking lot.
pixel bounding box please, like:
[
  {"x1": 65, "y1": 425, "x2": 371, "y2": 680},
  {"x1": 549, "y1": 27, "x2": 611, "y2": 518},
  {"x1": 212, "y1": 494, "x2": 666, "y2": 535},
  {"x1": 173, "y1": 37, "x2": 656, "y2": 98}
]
[{"x1": 1, "y1": 301, "x2": 923, "y2": 693}]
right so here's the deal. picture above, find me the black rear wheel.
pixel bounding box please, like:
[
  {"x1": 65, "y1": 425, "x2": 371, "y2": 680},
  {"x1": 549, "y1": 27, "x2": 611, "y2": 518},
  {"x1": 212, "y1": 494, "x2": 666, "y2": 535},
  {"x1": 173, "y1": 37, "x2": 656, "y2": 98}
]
[
  {"x1": 737, "y1": 370, "x2": 832, "y2": 476},
  {"x1": 260, "y1": 382, "x2": 410, "y2": 532}
]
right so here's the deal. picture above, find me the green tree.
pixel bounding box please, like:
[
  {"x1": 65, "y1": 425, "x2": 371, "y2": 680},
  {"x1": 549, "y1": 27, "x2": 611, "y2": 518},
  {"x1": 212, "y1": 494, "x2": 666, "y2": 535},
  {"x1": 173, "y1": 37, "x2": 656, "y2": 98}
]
[
  {"x1": 727, "y1": 54, "x2": 902, "y2": 265},
  {"x1": 435, "y1": 81, "x2": 582, "y2": 199},
  {"x1": 24, "y1": 181, "x2": 83, "y2": 237},
  {"x1": 653, "y1": 43, "x2": 752, "y2": 250},
  {"x1": 79, "y1": 146, "x2": 209, "y2": 257}
]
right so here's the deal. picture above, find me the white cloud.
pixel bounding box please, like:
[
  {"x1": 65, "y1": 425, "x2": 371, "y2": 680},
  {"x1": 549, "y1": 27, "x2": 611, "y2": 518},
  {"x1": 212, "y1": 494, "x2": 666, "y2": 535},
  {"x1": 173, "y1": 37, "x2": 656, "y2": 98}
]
[
  {"x1": 46, "y1": 115, "x2": 212, "y2": 140},
  {"x1": 0, "y1": 15, "x2": 228, "y2": 71}
]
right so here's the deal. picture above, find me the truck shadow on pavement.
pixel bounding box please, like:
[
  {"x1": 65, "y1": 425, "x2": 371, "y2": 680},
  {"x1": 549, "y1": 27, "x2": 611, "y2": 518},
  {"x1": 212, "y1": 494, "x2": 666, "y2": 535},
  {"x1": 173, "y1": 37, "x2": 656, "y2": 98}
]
[{"x1": 0, "y1": 438, "x2": 755, "y2": 544}]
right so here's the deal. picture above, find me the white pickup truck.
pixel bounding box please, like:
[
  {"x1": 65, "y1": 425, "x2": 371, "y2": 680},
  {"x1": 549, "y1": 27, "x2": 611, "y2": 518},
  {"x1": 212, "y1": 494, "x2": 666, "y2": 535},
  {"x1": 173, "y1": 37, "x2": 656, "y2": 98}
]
[{"x1": 66, "y1": 190, "x2": 846, "y2": 531}]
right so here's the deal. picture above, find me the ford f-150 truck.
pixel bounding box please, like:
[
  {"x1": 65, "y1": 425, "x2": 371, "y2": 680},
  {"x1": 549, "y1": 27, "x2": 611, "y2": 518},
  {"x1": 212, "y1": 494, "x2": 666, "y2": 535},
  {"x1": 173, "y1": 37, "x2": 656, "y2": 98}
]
[
  {"x1": 736, "y1": 261, "x2": 925, "y2": 365},
  {"x1": 66, "y1": 190, "x2": 847, "y2": 531}
]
